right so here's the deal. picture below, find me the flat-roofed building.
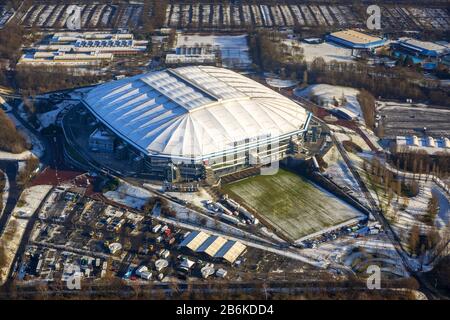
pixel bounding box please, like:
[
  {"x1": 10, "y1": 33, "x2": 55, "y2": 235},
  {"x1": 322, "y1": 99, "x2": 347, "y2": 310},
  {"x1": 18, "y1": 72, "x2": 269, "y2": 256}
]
[
  {"x1": 196, "y1": 235, "x2": 228, "y2": 257},
  {"x1": 179, "y1": 231, "x2": 210, "y2": 251},
  {"x1": 18, "y1": 32, "x2": 147, "y2": 66},
  {"x1": 394, "y1": 135, "x2": 450, "y2": 155},
  {"x1": 326, "y1": 29, "x2": 386, "y2": 49}
]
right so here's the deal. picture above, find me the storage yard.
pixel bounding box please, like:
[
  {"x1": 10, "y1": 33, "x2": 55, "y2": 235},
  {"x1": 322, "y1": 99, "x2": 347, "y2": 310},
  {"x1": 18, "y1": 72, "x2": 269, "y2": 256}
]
[
  {"x1": 18, "y1": 3, "x2": 140, "y2": 29},
  {"x1": 222, "y1": 168, "x2": 365, "y2": 242},
  {"x1": 5, "y1": 3, "x2": 449, "y2": 31},
  {"x1": 164, "y1": 3, "x2": 450, "y2": 31}
]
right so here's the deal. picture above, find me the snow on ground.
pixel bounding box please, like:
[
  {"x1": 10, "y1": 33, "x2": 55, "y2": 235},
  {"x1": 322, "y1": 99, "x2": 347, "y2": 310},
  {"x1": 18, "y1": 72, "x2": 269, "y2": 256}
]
[
  {"x1": 302, "y1": 233, "x2": 409, "y2": 277},
  {"x1": 322, "y1": 145, "x2": 368, "y2": 206},
  {"x1": 432, "y1": 185, "x2": 450, "y2": 230},
  {"x1": 330, "y1": 127, "x2": 372, "y2": 152},
  {"x1": 175, "y1": 33, "x2": 252, "y2": 69},
  {"x1": 298, "y1": 41, "x2": 355, "y2": 63},
  {"x1": 0, "y1": 95, "x2": 12, "y2": 112},
  {"x1": 265, "y1": 77, "x2": 299, "y2": 88},
  {"x1": 165, "y1": 187, "x2": 213, "y2": 209},
  {"x1": 0, "y1": 185, "x2": 52, "y2": 284},
  {"x1": 36, "y1": 100, "x2": 74, "y2": 128},
  {"x1": 13, "y1": 185, "x2": 53, "y2": 218},
  {"x1": 295, "y1": 84, "x2": 362, "y2": 121},
  {"x1": 104, "y1": 181, "x2": 152, "y2": 210}
]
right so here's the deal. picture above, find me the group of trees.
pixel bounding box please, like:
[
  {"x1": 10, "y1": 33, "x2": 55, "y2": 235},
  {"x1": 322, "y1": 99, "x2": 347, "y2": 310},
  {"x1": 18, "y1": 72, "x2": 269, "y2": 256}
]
[
  {"x1": 16, "y1": 156, "x2": 39, "y2": 187},
  {"x1": 357, "y1": 89, "x2": 376, "y2": 129},
  {"x1": 14, "y1": 65, "x2": 108, "y2": 97},
  {"x1": 0, "y1": 109, "x2": 29, "y2": 154},
  {"x1": 408, "y1": 224, "x2": 441, "y2": 258},
  {"x1": 391, "y1": 150, "x2": 450, "y2": 179},
  {"x1": 0, "y1": 22, "x2": 25, "y2": 62},
  {"x1": 249, "y1": 30, "x2": 305, "y2": 77}
]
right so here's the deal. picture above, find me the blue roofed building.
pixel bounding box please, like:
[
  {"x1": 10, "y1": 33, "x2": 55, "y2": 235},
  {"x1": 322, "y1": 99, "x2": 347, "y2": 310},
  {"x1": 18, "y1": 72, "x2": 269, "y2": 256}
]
[
  {"x1": 392, "y1": 38, "x2": 450, "y2": 70},
  {"x1": 325, "y1": 29, "x2": 386, "y2": 50}
]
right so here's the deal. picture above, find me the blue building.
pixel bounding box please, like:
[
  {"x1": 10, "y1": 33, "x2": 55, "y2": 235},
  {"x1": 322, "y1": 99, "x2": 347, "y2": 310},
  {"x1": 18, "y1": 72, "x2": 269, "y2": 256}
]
[
  {"x1": 325, "y1": 30, "x2": 386, "y2": 49},
  {"x1": 392, "y1": 38, "x2": 449, "y2": 70}
]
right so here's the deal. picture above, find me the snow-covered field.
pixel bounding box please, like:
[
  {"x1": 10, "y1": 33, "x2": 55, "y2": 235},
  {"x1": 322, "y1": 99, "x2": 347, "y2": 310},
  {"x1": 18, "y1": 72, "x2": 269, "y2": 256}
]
[
  {"x1": 295, "y1": 84, "x2": 362, "y2": 121},
  {"x1": 298, "y1": 41, "x2": 354, "y2": 63},
  {"x1": 36, "y1": 100, "x2": 74, "y2": 128},
  {"x1": 175, "y1": 34, "x2": 252, "y2": 69},
  {"x1": 104, "y1": 181, "x2": 152, "y2": 209}
]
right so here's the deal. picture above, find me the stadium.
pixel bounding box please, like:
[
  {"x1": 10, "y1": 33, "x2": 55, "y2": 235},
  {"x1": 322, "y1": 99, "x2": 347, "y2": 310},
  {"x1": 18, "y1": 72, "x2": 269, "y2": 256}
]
[{"x1": 81, "y1": 66, "x2": 311, "y2": 182}]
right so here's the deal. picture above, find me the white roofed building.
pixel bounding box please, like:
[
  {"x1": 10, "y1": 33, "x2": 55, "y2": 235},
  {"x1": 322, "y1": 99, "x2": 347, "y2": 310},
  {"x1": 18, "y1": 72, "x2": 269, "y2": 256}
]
[{"x1": 82, "y1": 66, "x2": 311, "y2": 181}]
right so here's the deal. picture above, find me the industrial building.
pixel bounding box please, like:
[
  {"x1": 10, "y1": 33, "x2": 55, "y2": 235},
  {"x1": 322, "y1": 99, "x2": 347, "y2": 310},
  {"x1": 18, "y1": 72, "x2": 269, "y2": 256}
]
[
  {"x1": 82, "y1": 66, "x2": 311, "y2": 182},
  {"x1": 394, "y1": 135, "x2": 450, "y2": 155},
  {"x1": 325, "y1": 29, "x2": 386, "y2": 49},
  {"x1": 19, "y1": 32, "x2": 148, "y2": 66},
  {"x1": 179, "y1": 231, "x2": 247, "y2": 264}
]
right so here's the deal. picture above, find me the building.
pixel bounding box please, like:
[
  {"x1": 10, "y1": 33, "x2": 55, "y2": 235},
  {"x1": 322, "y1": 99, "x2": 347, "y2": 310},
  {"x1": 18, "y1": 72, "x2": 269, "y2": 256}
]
[
  {"x1": 392, "y1": 38, "x2": 450, "y2": 70},
  {"x1": 325, "y1": 30, "x2": 386, "y2": 50},
  {"x1": 394, "y1": 38, "x2": 449, "y2": 58},
  {"x1": 179, "y1": 231, "x2": 247, "y2": 264},
  {"x1": 394, "y1": 135, "x2": 450, "y2": 155},
  {"x1": 82, "y1": 66, "x2": 311, "y2": 182},
  {"x1": 19, "y1": 32, "x2": 148, "y2": 66}
]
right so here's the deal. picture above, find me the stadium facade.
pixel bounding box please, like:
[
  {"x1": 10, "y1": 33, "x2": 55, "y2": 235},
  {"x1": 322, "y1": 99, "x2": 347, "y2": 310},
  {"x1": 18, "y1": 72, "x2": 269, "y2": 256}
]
[{"x1": 82, "y1": 66, "x2": 311, "y2": 182}]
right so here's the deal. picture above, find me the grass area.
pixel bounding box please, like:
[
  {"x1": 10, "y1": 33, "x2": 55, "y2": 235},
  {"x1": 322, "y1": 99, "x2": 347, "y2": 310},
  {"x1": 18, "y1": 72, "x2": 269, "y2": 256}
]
[{"x1": 222, "y1": 168, "x2": 363, "y2": 241}]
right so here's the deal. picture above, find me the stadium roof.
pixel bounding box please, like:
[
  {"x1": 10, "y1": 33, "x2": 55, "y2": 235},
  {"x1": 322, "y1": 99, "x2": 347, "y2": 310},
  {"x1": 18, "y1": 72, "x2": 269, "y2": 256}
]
[{"x1": 83, "y1": 66, "x2": 309, "y2": 160}]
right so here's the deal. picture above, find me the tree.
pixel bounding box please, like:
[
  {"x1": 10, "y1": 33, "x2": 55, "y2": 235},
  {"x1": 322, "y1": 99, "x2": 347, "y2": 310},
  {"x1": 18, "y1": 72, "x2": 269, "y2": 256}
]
[
  {"x1": 0, "y1": 110, "x2": 29, "y2": 153},
  {"x1": 424, "y1": 194, "x2": 439, "y2": 225},
  {"x1": 357, "y1": 89, "x2": 376, "y2": 129}
]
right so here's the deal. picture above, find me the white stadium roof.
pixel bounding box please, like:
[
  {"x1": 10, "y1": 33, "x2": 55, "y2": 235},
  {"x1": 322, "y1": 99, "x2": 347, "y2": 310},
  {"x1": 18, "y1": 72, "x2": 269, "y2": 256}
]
[{"x1": 83, "y1": 66, "x2": 309, "y2": 160}]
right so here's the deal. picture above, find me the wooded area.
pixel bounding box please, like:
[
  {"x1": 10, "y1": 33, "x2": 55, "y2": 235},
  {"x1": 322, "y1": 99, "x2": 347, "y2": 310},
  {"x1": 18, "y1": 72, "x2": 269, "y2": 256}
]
[{"x1": 0, "y1": 109, "x2": 29, "y2": 153}]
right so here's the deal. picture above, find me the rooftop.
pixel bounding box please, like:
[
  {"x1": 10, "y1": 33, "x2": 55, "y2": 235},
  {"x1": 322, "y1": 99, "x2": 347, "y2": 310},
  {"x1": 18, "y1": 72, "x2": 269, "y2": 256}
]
[
  {"x1": 397, "y1": 37, "x2": 449, "y2": 54},
  {"x1": 83, "y1": 66, "x2": 309, "y2": 159}
]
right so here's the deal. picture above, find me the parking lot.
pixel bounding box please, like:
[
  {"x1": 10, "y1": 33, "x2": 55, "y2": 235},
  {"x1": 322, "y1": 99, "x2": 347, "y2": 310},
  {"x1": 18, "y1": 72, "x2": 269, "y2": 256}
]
[
  {"x1": 162, "y1": 3, "x2": 449, "y2": 31},
  {"x1": 377, "y1": 102, "x2": 450, "y2": 139},
  {"x1": 17, "y1": 3, "x2": 145, "y2": 29}
]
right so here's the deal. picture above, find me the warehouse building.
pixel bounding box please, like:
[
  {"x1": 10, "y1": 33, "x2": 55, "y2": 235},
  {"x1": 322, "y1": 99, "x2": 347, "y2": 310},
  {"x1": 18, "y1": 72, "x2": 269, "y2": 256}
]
[
  {"x1": 179, "y1": 231, "x2": 247, "y2": 264},
  {"x1": 325, "y1": 29, "x2": 386, "y2": 49},
  {"x1": 392, "y1": 38, "x2": 449, "y2": 70},
  {"x1": 394, "y1": 135, "x2": 450, "y2": 155},
  {"x1": 81, "y1": 66, "x2": 311, "y2": 182}
]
